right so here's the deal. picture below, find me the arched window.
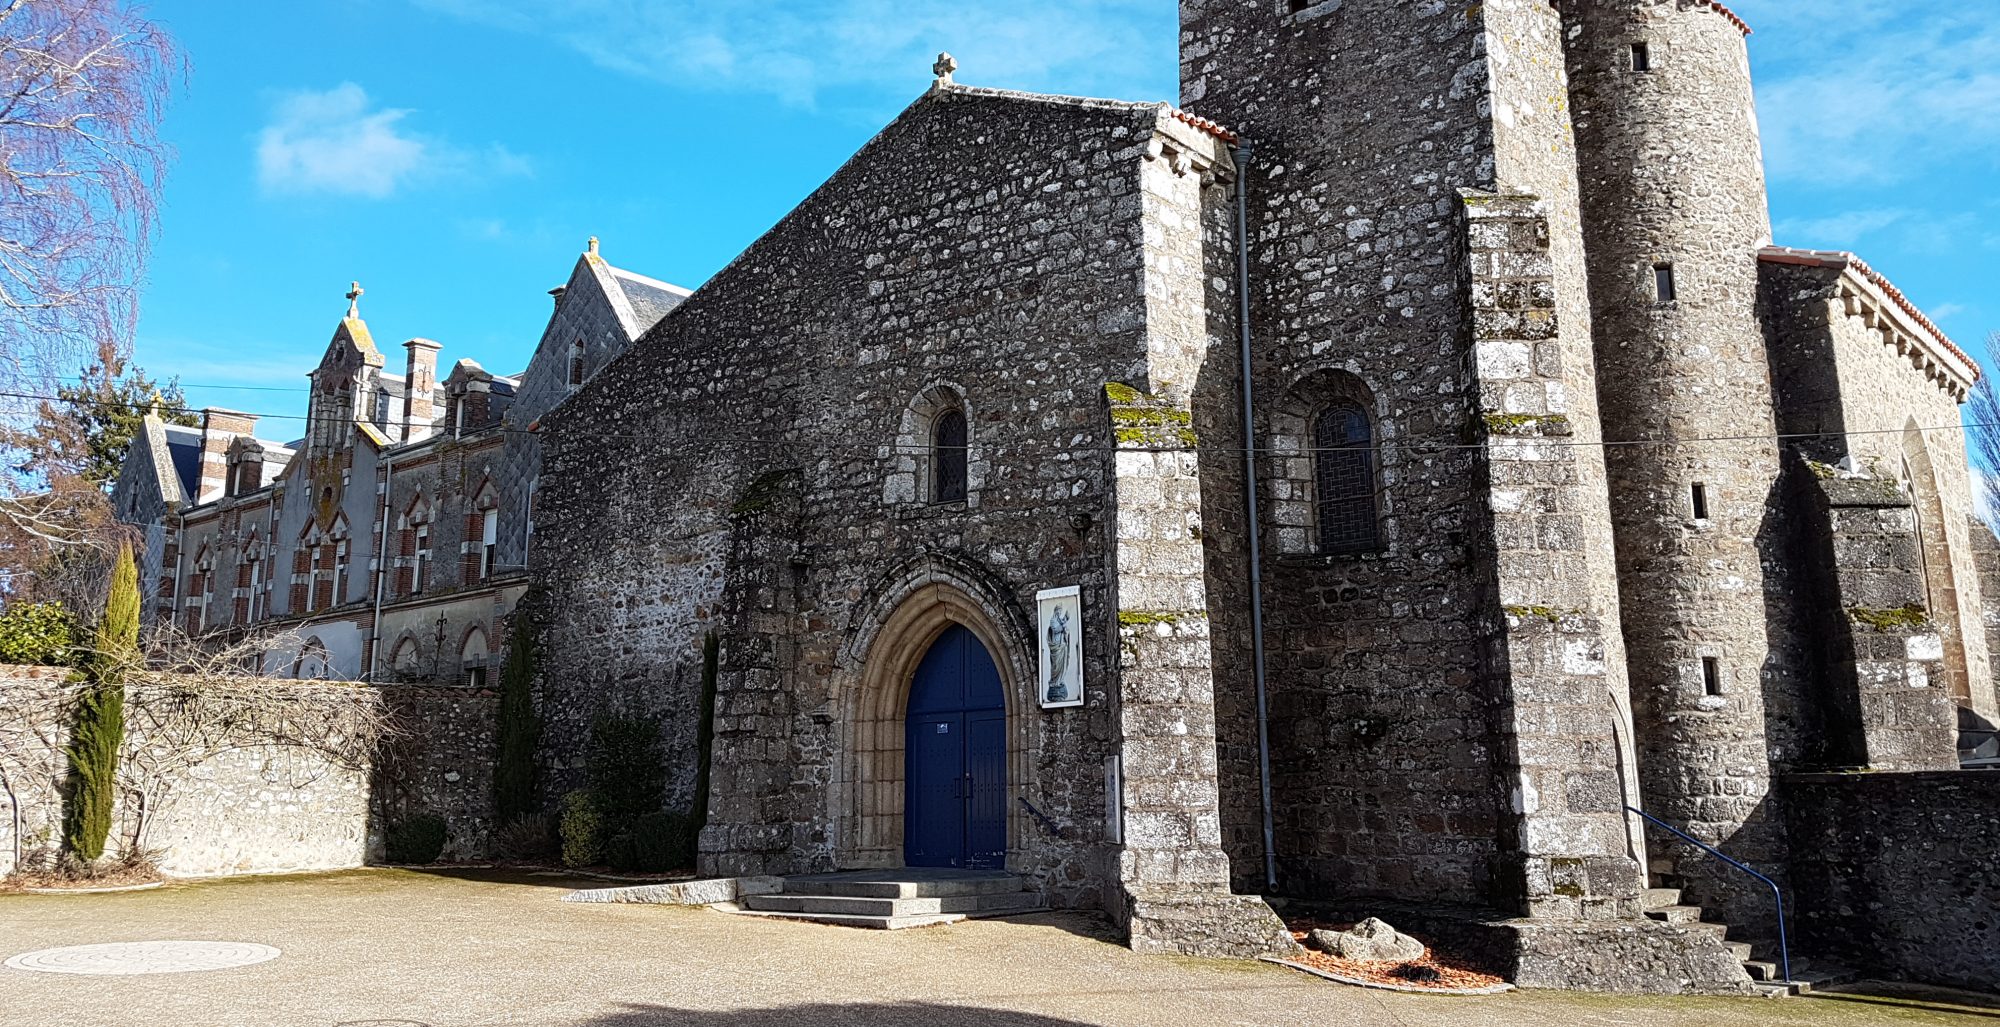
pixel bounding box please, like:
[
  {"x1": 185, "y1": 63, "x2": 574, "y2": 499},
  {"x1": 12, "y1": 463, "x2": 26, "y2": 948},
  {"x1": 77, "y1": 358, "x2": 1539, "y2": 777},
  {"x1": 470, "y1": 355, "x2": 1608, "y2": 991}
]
[
  {"x1": 391, "y1": 638, "x2": 421, "y2": 679},
  {"x1": 568, "y1": 339, "x2": 586, "y2": 388},
  {"x1": 933, "y1": 407, "x2": 968, "y2": 504},
  {"x1": 460, "y1": 626, "x2": 491, "y2": 688},
  {"x1": 1313, "y1": 403, "x2": 1378, "y2": 554}
]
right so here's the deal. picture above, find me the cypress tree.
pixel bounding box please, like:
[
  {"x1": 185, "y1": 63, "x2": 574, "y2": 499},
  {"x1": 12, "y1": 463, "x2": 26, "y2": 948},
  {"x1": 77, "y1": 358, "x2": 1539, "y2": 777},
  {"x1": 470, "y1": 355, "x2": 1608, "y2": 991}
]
[
  {"x1": 64, "y1": 543, "x2": 138, "y2": 861},
  {"x1": 493, "y1": 612, "x2": 541, "y2": 822},
  {"x1": 685, "y1": 632, "x2": 720, "y2": 863}
]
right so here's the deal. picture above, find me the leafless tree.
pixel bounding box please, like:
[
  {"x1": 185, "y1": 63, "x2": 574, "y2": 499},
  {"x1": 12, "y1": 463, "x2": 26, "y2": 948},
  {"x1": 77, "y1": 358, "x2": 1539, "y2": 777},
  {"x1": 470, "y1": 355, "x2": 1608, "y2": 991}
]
[
  {"x1": 109, "y1": 625, "x2": 397, "y2": 851},
  {"x1": 0, "y1": 0, "x2": 178, "y2": 395},
  {"x1": 1967, "y1": 331, "x2": 2000, "y2": 531}
]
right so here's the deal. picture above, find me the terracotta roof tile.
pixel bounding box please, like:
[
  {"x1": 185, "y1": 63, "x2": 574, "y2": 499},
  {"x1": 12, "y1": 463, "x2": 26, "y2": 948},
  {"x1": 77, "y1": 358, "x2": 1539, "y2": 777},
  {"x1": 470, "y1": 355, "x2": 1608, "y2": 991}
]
[
  {"x1": 1170, "y1": 108, "x2": 1240, "y2": 146},
  {"x1": 1760, "y1": 245, "x2": 1977, "y2": 382},
  {"x1": 1695, "y1": 0, "x2": 1752, "y2": 36}
]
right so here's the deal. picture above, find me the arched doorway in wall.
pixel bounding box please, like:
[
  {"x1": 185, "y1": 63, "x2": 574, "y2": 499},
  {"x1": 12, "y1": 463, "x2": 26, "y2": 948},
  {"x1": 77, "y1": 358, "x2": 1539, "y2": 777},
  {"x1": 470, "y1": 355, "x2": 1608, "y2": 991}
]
[
  {"x1": 1903, "y1": 421, "x2": 1971, "y2": 703},
  {"x1": 904, "y1": 625, "x2": 1007, "y2": 869},
  {"x1": 835, "y1": 562, "x2": 1035, "y2": 871}
]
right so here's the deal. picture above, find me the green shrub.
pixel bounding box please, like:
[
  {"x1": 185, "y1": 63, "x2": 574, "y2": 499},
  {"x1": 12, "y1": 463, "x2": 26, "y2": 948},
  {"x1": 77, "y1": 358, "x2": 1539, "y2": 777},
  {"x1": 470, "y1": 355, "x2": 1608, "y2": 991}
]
[
  {"x1": 0, "y1": 601, "x2": 75, "y2": 666},
  {"x1": 493, "y1": 813, "x2": 556, "y2": 860},
  {"x1": 586, "y1": 715, "x2": 665, "y2": 826},
  {"x1": 384, "y1": 814, "x2": 448, "y2": 864},
  {"x1": 493, "y1": 613, "x2": 541, "y2": 822},
  {"x1": 558, "y1": 789, "x2": 604, "y2": 868},
  {"x1": 606, "y1": 811, "x2": 695, "y2": 873}
]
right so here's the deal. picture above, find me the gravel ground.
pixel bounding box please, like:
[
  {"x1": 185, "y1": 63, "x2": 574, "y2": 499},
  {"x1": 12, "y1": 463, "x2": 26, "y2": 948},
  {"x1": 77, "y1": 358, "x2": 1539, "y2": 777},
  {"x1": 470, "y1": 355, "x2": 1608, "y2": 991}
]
[{"x1": 0, "y1": 868, "x2": 1991, "y2": 1027}]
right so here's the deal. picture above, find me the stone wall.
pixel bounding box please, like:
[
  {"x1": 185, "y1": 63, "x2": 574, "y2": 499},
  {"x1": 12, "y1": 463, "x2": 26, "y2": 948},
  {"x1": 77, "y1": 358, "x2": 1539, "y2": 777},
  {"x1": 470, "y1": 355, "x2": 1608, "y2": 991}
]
[
  {"x1": 1794, "y1": 468, "x2": 1958, "y2": 770},
  {"x1": 1785, "y1": 771, "x2": 2000, "y2": 991},
  {"x1": 0, "y1": 669, "x2": 494, "y2": 877},
  {"x1": 1764, "y1": 259, "x2": 1993, "y2": 721},
  {"x1": 532, "y1": 83, "x2": 1253, "y2": 926}
]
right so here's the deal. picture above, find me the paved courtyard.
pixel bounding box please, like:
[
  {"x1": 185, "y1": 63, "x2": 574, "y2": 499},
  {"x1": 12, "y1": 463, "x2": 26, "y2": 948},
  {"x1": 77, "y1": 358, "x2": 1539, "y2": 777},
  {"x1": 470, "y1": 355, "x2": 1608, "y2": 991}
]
[{"x1": 0, "y1": 869, "x2": 1991, "y2": 1027}]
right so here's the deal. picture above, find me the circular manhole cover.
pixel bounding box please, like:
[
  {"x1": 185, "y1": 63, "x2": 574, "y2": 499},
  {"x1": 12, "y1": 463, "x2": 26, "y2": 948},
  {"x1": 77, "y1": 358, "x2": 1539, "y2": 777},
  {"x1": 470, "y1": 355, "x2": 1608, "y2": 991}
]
[{"x1": 4, "y1": 941, "x2": 280, "y2": 976}]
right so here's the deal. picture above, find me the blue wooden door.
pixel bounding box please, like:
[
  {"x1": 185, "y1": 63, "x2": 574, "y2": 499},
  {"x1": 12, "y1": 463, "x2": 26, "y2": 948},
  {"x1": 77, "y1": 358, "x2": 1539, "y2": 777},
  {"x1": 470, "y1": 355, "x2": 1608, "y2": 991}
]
[{"x1": 905, "y1": 625, "x2": 1007, "y2": 868}]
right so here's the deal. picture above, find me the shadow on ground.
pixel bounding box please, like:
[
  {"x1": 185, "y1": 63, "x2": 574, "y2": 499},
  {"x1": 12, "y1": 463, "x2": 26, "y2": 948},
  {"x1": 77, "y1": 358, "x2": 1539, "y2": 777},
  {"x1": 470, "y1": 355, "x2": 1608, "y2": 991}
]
[
  {"x1": 578, "y1": 1003, "x2": 1098, "y2": 1027},
  {"x1": 1810, "y1": 982, "x2": 2000, "y2": 1021}
]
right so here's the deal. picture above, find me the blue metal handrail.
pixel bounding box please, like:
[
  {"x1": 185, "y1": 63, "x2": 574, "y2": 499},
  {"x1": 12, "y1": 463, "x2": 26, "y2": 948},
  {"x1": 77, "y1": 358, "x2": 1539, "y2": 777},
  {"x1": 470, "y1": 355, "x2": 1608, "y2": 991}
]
[
  {"x1": 1624, "y1": 803, "x2": 1800, "y2": 979},
  {"x1": 1017, "y1": 797, "x2": 1069, "y2": 839},
  {"x1": 1626, "y1": 806, "x2": 1791, "y2": 984}
]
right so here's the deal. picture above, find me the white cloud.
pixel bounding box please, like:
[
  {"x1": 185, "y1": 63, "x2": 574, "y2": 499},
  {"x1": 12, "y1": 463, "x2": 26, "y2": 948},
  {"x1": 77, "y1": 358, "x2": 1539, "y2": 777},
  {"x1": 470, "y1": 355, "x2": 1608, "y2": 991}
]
[
  {"x1": 412, "y1": 0, "x2": 1173, "y2": 110},
  {"x1": 1731, "y1": 1, "x2": 2000, "y2": 185},
  {"x1": 256, "y1": 83, "x2": 528, "y2": 198}
]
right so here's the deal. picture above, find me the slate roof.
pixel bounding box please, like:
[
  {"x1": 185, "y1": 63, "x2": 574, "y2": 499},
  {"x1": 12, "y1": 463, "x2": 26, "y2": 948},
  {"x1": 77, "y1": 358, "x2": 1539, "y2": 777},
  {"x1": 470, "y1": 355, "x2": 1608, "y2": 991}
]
[
  {"x1": 161, "y1": 424, "x2": 203, "y2": 498},
  {"x1": 612, "y1": 269, "x2": 692, "y2": 332}
]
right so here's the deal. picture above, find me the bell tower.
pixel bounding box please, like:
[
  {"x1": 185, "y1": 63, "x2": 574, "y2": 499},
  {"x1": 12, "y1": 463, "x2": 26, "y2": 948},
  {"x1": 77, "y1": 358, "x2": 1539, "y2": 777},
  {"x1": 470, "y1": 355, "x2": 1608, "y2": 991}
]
[
  {"x1": 1565, "y1": 0, "x2": 1796, "y2": 935},
  {"x1": 1179, "y1": 0, "x2": 1673, "y2": 935}
]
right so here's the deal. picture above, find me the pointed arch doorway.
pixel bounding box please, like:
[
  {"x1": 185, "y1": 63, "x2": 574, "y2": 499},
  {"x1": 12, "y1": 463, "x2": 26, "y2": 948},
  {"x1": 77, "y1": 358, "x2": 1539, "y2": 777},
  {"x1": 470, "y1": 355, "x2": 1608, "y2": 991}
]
[{"x1": 904, "y1": 625, "x2": 1007, "y2": 868}]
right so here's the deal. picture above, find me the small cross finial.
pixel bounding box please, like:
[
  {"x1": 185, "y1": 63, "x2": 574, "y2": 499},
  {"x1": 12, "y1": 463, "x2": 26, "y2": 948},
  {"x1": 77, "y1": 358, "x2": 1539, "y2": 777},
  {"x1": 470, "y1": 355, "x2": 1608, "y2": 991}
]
[
  {"x1": 933, "y1": 52, "x2": 958, "y2": 87},
  {"x1": 345, "y1": 281, "x2": 364, "y2": 319}
]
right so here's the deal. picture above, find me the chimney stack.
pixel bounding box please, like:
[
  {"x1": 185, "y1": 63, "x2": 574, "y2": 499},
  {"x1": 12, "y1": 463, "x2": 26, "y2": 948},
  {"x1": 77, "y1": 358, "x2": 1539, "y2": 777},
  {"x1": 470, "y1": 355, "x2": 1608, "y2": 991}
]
[
  {"x1": 402, "y1": 339, "x2": 442, "y2": 442},
  {"x1": 197, "y1": 408, "x2": 258, "y2": 504}
]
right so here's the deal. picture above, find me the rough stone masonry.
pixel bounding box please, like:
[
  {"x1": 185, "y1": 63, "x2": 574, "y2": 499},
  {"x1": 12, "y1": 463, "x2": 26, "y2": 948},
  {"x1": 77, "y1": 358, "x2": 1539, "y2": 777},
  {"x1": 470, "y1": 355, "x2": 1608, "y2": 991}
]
[{"x1": 525, "y1": 0, "x2": 2000, "y2": 993}]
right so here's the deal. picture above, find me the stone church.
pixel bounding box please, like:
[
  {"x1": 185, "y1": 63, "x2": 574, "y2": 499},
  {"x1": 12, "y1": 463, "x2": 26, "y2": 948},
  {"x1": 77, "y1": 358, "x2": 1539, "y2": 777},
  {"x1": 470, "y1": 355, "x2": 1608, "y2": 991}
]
[{"x1": 105, "y1": 0, "x2": 1996, "y2": 993}]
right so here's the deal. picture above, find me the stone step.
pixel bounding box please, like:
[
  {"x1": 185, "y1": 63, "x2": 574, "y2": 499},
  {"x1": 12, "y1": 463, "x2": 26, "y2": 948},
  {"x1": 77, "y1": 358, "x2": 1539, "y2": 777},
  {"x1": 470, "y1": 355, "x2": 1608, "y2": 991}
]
[
  {"x1": 727, "y1": 908, "x2": 966, "y2": 930},
  {"x1": 745, "y1": 890, "x2": 1042, "y2": 919},
  {"x1": 1724, "y1": 941, "x2": 1754, "y2": 961},
  {"x1": 1743, "y1": 960, "x2": 1781, "y2": 982},
  {"x1": 779, "y1": 875, "x2": 1026, "y2": 900},
  {"x1": 1684, "y1": 921, "x2": 1729, "y2": 939},
  {"x1": 1640, "y1": 887, "x2": 1682, "y2": 910},
  {"x1": 1648, "y1": 858, "x2": 1678, "y2": 878},
  {"x1": 1644, "y1": 904, "x2": 1704, "y2": 925}
]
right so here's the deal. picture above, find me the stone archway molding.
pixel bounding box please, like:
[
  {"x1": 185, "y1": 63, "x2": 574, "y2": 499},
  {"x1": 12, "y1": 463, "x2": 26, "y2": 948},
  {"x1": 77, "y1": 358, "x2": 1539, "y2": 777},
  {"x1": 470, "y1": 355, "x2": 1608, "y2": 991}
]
[{"x1": 833, "y1": 552, "x2": 1036, "y2": 869}]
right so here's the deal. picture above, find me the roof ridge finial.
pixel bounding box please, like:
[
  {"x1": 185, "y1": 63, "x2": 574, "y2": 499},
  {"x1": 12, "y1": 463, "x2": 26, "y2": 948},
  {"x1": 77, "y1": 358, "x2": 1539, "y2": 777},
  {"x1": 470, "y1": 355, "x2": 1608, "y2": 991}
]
[
  {"x1": 587, "y1": 236, "x2": 600, "y2": 257},
  {"x1": 345, "y1": 281, "x2": 364, "y2": 320},
  {"x1": 932, "y1": 52, "x2": 958, "y2": 89}
]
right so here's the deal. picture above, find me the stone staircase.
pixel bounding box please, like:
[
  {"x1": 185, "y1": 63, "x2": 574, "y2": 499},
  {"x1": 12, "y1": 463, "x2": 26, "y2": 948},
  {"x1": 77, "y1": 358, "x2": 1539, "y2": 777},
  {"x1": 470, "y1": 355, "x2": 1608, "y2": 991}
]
[
  {"x1": 1642, "y1": 870, "x2": 1854, "y2": 998},
  {"x1": 728, "y1": 868, "x2": 1044, "y2": 930}
]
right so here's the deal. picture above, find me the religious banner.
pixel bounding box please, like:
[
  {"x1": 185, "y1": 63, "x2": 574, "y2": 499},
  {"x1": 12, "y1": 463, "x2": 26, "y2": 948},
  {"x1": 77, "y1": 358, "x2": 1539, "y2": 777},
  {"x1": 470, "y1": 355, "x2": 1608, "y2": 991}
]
[{"x1": 1036, "y1": 586, "x2": 1083, "y2": 709}]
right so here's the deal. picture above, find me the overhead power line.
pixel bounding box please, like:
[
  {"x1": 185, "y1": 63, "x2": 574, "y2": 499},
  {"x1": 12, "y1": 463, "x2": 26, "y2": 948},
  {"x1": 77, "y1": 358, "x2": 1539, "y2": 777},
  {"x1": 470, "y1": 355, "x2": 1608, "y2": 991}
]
[{"x1": 5, "y1": 386, "x2": 1991, "y2": 458}]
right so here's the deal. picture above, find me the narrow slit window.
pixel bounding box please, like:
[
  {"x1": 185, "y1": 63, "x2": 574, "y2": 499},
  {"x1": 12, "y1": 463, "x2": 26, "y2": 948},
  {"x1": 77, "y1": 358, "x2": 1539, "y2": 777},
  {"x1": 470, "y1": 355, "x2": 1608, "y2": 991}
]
[
  {"x1": 1630, "y1": 42, "x2": 1652, "y2": 72},
  {"x1": 1286, "y1": 0, "x2": 1315, "y2": 12},
  {"x1": 1701, "y1": 657, "x2": 1723, "y2": 696},
  {"x1": 1691, "y1": 482, "x2": 1710, "y2": 520},
  {"x1": 1654, "y1": 263, "x2": 1678, "y2": 303}
]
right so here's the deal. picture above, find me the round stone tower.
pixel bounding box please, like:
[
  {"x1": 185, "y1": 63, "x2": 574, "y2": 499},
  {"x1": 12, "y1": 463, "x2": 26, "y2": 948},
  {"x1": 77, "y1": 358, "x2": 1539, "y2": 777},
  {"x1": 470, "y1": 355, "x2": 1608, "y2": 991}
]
[{"x1": 1564, "y1": 0, "x2": 1795, "y2": 933}]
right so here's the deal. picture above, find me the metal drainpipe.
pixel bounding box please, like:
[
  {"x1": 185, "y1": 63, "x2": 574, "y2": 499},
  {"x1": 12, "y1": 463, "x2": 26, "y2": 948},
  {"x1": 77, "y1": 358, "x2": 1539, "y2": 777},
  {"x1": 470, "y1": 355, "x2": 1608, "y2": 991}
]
[
  {"x1": 169, "y1": 509, "x2": 187, "y2": 630},
  {"x1": 1233, "y1": 143, "x2": 1279, "y2": 893},
  {"x1": 367, "y1": 452, "x2": 394, "y2": 681}
]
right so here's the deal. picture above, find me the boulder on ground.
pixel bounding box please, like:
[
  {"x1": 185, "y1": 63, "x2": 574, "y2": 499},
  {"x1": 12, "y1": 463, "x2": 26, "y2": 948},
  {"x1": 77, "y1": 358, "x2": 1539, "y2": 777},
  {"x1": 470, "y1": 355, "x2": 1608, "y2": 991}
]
[{"x1": 1306, "y1": 917, "x2": 1426, "y2": 963}]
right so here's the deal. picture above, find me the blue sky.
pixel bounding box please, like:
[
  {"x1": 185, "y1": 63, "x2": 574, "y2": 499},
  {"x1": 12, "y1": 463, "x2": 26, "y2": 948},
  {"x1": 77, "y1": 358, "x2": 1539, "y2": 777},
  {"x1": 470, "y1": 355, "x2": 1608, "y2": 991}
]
[{"x1": 135, "y1": 1, "x2": 1999, "y2": 435}]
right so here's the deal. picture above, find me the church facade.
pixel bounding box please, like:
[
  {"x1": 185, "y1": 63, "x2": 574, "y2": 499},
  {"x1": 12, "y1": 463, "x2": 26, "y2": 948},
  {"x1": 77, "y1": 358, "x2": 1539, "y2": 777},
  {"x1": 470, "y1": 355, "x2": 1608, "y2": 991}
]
[{"x1": 527, "y1": 0, "x2": 1999, "y2": 987}]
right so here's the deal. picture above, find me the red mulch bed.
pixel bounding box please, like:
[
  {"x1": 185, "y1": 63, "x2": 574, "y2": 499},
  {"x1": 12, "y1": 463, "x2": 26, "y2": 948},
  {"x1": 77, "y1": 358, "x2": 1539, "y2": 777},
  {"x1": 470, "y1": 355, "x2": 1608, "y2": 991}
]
[{"x1": 1282, "y1": 917, "x2": 1508, "y2": 991}]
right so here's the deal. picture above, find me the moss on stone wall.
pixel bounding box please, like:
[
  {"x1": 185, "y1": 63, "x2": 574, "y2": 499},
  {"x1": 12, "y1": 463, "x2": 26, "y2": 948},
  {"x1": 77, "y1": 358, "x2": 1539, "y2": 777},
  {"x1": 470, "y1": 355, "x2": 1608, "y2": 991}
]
[
  {"x1": 1482, "y1": 412, "x2": 1572, "y2": 437},
  {"x1": 1105, "y1": 383, "x2": 1199, "y2": 448},
  {"x1": 1847, "y1": 604, "x2": 1932, "y2": 632},
  {"x1": 730, "y1": 468, "x2": 803, "y2": 515}
]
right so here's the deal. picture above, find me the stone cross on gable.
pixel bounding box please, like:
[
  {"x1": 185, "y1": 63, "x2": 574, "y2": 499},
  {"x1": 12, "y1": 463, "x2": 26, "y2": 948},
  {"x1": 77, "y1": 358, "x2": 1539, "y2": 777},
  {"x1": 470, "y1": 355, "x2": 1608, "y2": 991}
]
[
  {"x1": 345, "y1": 281, "x2": 364, "y2": 320},
  {"x1": 933, "y1": 52, "x2": 957, "y2": 87}
]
